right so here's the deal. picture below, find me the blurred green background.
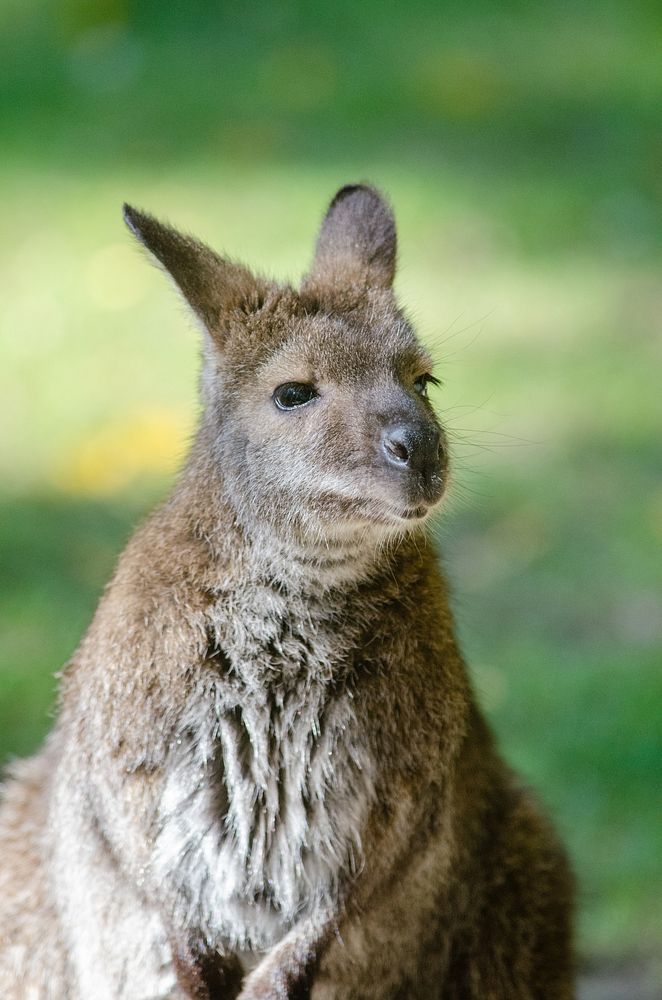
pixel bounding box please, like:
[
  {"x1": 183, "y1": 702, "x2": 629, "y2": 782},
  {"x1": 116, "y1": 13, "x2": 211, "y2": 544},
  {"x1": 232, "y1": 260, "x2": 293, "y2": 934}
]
[{"x1": 1, "y1": 0, "x2": 661, "y2": 991}]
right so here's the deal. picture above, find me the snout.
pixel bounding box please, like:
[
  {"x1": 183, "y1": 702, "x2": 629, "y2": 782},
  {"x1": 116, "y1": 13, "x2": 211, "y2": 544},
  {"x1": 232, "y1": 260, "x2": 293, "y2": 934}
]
[{"x1": 380, "y1": 420, "x2": 446, "y2": 506}]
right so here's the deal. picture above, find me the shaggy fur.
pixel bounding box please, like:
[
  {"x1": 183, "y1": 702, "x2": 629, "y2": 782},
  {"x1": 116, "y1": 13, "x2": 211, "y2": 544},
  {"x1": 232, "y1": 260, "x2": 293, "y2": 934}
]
[{"x1": 0, "y1": 185, "x2": 574, "y2": 998}]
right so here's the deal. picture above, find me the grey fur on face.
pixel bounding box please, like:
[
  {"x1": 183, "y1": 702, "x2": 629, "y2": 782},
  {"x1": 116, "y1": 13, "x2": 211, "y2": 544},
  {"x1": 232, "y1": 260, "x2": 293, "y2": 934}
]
[{"x1": 0, "y1": 184, "x2": 574, "y2": 999}]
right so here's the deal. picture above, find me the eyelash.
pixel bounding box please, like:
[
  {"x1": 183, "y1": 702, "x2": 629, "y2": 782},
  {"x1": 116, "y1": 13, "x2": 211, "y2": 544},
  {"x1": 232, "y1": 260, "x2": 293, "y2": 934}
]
[{"x1": 414, "y1": 373, "x2": 441, "y2": 396}]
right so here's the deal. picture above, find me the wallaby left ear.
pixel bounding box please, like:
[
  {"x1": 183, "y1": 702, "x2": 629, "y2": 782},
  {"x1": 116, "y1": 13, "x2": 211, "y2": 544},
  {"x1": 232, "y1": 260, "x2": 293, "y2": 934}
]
[
  {"x1": 303, "y1": 184, "x2": 397, "y2": 293},
  {"x1": 123, "y1": 204, "x2": 268, "y2": 337}
]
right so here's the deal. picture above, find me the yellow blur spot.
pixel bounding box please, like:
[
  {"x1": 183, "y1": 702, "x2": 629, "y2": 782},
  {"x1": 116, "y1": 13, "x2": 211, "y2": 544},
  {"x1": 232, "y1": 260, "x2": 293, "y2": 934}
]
[{"x1": 54, "y1": 407, "x2": 192, "y2": 496}]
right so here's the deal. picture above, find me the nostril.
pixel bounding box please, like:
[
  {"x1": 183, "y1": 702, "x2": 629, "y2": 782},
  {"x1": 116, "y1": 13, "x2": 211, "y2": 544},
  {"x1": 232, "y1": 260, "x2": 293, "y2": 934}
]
[
  {"x1": 385, "y1": 438, "x2": 409, "y2": 462},
  {"x1": 383, "y1": 431, "x2": 410, "y2": 465}
]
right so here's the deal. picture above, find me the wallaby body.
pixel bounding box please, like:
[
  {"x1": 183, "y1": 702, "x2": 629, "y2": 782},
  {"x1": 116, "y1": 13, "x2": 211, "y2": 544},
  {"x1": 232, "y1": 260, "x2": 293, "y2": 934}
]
[{"x1": 0, "y1": 186, "x2": 574, "y2": 998}]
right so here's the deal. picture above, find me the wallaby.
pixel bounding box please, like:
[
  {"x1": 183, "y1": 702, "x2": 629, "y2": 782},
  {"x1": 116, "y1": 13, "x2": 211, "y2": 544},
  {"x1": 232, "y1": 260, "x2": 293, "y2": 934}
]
[{"x1": 0, "y1": 185, "x2": 574, "y2": 999}]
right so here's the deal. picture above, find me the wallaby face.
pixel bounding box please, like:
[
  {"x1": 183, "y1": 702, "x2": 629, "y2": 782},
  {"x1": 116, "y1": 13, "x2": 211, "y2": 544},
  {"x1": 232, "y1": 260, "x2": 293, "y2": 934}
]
[
  {"x1": 0, "y1": 185, "x2": 574, "y2": 1000},
  {"x1": 211, "y1": 305, "x2": 446, "y2": 545}
]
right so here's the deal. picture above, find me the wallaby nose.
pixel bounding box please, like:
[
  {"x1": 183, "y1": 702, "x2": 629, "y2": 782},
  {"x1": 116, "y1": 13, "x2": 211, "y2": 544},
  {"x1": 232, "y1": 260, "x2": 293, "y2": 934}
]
[{"x1": 381, "y1": 423, "x2": 442, "y2": 478}]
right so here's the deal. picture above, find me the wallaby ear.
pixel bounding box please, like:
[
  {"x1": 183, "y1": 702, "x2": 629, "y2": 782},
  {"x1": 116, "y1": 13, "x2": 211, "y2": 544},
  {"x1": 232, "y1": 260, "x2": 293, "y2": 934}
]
[
  {"x1": 123, "y1": 204, "x2": 267, "y2": 337},
  {"x1": 304, "y1": 184, "x2": 397, "y2": 294}
]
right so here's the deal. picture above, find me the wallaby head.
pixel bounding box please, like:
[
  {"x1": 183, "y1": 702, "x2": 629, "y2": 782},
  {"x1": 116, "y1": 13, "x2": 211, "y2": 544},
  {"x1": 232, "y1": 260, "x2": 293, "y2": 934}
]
[{"x1": 124, "y1": 185, "x2": 447, "y2": 553}]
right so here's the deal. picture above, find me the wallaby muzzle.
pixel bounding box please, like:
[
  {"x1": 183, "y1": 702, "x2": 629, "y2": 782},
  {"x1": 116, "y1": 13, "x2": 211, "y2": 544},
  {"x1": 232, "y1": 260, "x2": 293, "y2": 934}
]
[{"x1": 379, "y1": 414, "x2": 447, "y2": 508}]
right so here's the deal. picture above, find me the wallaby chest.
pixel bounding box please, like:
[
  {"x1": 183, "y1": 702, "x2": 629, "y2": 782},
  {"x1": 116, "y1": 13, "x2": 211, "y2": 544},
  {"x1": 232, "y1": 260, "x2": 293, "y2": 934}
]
[{"x1": 155, "y1": 580, "x2": 375, "y2": 952}]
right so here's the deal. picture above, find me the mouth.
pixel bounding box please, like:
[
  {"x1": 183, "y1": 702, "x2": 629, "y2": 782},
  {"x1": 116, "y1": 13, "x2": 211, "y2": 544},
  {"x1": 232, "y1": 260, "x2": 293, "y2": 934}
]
[
  {"x1": 382, "y1": 473, "x2": 448, "y2": 524},
  {"x1": 356, "y1": 497, "x2": 438, "y2": 527},
  {"x1": 391, "y1": 503, "x2": 429, "y2": 521}
]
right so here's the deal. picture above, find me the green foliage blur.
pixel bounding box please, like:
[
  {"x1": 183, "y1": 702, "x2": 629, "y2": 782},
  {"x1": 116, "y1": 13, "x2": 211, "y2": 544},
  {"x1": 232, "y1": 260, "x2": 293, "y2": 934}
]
[{"x1": 1, "y1": 0, "x2": 660, "y2": 981}]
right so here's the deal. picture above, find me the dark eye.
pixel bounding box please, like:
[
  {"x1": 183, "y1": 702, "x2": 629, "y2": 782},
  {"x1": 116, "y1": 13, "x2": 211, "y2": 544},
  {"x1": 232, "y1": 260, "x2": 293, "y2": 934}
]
[
  {"x1": 273, "y1": 382, "x2": 318, "y2": 410},
  {"x1": 413, "y1": 373, "x2": 441, "y2": 398}
]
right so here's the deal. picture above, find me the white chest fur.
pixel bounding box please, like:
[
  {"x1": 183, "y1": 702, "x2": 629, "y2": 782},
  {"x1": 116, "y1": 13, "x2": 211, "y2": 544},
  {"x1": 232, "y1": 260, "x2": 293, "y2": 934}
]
[{"x1": 153, "y1": 580, "x2": 375, "y2": 953}]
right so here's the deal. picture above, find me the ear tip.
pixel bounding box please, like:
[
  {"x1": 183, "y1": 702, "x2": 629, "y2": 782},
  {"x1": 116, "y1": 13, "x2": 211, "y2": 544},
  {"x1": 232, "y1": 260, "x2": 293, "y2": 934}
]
[
  {"x1": 123, "y1": 202, "x2": 144, "y2": 238},
  {"x1": 330, "y1": 182, "x2": 388, "y2": 211},
  {"x1": 331, "y1": 183, "x2": 368, "y2": 203}
]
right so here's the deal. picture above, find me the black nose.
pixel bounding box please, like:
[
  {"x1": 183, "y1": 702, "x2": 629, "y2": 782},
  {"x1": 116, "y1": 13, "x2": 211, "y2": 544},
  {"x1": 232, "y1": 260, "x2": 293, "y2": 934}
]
[{"x1": 381, "y1": 423, "x2": 443, "y2": 478}]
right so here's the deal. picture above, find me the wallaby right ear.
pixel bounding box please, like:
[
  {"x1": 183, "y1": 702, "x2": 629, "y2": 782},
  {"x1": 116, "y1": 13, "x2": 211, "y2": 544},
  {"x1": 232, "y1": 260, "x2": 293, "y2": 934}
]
[
  {"x1": 303, "y1": 184, "x2": 397, "y2": 295},
  {"x1": 123, "y1": 204, "x2": 268, "y2": 339}
]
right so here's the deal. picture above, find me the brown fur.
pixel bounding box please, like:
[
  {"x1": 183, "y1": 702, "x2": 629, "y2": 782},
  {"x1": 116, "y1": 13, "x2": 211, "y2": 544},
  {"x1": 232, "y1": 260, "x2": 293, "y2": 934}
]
[{"x1": 0, "y1": 185, "x2": 574, "y2": 998}]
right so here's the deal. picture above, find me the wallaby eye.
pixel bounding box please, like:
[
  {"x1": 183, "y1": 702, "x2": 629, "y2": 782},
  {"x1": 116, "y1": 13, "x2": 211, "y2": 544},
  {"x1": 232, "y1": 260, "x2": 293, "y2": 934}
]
[
  {"x1": 273, "y1": 382, "x2": 318, "y2": 410},
  {"x1": 413, "y1": 373, "x2": 441, "y2": 398}
]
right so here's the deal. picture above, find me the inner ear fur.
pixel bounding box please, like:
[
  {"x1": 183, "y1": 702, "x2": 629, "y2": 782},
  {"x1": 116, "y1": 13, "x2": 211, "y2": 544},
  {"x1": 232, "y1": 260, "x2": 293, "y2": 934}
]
[
  {"x1": 123, "y1": 204, "x2": 268, "y2": 338},
  {"x1": 303, "y1": 184, "x2": 397, "y2": 296}
]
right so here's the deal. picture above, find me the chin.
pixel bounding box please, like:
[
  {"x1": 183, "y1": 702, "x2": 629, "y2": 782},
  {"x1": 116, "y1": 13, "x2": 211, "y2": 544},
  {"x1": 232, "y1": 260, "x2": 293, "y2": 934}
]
[{"x1": 377, "y1": 486, "x2": 447, "y2": 524}]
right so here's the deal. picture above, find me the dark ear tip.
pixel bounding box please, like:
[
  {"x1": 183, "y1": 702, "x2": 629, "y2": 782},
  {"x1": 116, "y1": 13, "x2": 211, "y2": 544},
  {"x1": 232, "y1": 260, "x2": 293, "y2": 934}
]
[
  {"x1": 329, "y1": 183, "x2": 384, "y2": 210},
  {"x1": 123, "y1": 203, "x2": 146, "y2": 239}
]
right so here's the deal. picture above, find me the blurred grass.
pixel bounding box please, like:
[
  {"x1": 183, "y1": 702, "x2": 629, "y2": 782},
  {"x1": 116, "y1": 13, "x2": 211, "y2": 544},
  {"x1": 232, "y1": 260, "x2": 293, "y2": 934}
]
[{"x1": 0, "y1": 0, "x2": 661, "y2": 973}]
